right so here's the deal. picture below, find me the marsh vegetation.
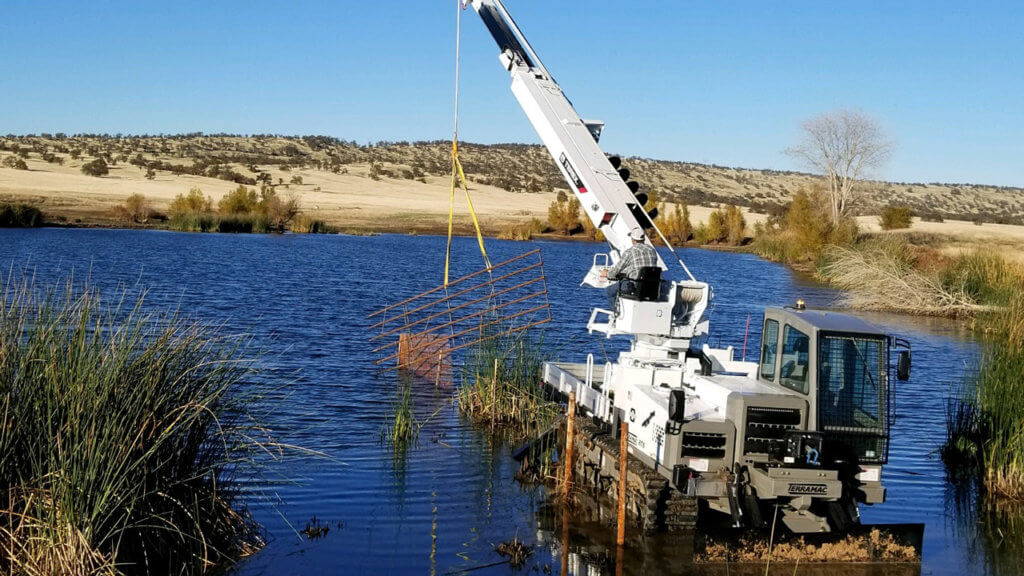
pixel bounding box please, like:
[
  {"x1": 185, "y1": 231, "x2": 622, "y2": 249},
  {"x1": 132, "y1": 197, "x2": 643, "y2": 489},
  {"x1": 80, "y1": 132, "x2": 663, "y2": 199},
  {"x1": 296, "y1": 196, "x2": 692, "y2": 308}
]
[{"x1": 0, "y1": 277, "x2": 278, "y2": 574}]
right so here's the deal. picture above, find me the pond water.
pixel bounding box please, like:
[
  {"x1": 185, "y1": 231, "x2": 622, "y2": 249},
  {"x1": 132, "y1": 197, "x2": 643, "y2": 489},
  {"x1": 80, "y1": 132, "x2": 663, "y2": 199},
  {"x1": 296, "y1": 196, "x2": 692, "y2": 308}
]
[{"x1": 0, "y1": 228, "x2": 1018, "y2": 576}]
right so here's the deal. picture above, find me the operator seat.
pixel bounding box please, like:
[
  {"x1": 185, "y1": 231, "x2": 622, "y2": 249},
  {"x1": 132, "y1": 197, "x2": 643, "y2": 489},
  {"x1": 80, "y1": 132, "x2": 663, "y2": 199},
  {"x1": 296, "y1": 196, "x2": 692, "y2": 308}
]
[{"x1": 619, "y1": 266, "x2": 663, "y2": 302}]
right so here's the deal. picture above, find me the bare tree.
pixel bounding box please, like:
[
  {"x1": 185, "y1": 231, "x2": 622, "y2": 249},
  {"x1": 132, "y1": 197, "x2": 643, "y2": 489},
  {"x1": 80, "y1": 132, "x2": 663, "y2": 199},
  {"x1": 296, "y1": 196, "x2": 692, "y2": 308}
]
[{"x1": 787, "y1": 109, "x2": 892, "y2": 223}]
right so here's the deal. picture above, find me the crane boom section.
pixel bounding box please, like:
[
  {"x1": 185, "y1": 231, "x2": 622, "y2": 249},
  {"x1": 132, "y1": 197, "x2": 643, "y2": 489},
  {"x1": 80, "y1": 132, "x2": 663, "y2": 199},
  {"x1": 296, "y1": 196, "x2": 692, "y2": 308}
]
[{"x1": 467, "y1": 0, "x2": 664, "y2": 266}]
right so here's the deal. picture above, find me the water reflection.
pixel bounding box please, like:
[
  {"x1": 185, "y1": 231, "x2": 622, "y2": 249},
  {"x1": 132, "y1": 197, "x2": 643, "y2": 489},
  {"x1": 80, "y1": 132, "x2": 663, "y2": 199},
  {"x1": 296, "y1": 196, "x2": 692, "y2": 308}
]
[{"x1": 946, "y1": 479, "x2": 1024, "y2": 576}]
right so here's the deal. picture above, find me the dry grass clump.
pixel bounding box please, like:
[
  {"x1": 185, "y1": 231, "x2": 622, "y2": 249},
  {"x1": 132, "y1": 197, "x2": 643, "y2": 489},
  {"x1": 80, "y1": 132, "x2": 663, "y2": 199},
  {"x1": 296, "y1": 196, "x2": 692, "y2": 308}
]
[
  {"x1": 698, "y1": 529, "x2": 917, "y2": 563},
  {"x1": 819, "y1": 237, "x2": 1023, "y2": 317},
  {"x1": 495, "y1": 536, "x2": 533, "y2": 568},
  {"x1": 818, "y1": 238, "x2": 978, "y2": 316},
  {"x1": 0, "y1": 277, "x2": 274, "y2": 575},
  {"x1": 498, "y1": 218, "x2": 544, "y2": 241}
]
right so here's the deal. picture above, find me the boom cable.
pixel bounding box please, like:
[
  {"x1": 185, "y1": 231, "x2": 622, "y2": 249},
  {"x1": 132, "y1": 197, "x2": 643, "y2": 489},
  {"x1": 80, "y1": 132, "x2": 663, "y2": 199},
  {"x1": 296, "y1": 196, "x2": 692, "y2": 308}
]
[{"x1": 445, "y1": 0, "x2": 491, "y2": 287}]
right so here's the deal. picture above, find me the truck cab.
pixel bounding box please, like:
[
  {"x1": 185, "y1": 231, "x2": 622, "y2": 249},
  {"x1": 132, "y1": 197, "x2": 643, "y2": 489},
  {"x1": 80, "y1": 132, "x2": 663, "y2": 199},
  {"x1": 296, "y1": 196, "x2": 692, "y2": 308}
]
[{"x1": 676, "y1": 305, "x2": 910, "y2": 532}]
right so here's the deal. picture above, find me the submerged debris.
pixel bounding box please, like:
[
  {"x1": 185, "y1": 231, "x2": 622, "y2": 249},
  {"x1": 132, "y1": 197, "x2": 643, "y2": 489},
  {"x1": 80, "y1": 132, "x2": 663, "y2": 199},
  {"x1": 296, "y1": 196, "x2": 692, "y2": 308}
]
[
  {"x1": 301, "y1": 516, "x2": 342, "y2": 541},
  {"x1": 495, "y1": 537, "x2": 533, "y2": 568},
  {"x1": 698, "y1": 529, "x2": 918, "y2": 563}
]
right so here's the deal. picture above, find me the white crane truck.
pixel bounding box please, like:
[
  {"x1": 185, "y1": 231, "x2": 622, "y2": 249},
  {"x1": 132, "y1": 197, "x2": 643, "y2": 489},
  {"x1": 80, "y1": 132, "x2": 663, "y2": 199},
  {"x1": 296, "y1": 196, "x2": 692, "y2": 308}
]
[{"x1": 466, "y1": 0, "x2": 912, "y2": 534}]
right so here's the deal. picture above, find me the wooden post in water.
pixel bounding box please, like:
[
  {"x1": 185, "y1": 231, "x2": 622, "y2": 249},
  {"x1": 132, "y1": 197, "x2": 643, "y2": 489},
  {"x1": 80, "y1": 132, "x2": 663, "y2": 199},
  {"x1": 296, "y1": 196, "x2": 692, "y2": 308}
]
[
  {"x1": 617, "y1": 421, "x2": 628, "y2": 547},
  {"x1": 397, "y1": 333, "x2": 409, "y2": 368},
  {"x1": 563, "y1": 390, "x2": 576, "y2": 503},
  {"x1": 491, "y1": 358, "x2": 499, "y2": 430},
  {"x1": 435, "y1": 352, "x2": 442, "y2": 388}
]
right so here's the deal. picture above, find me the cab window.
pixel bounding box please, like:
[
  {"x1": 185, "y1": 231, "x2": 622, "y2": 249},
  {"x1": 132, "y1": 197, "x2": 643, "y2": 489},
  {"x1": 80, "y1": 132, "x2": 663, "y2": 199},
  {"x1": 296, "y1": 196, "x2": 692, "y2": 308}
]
[
  {"x1": 780, "y1": 325, "x2": 810, "y2": 394},
  {"x1": 759, "y1": 319, "x2": 779, "y2": 381}
]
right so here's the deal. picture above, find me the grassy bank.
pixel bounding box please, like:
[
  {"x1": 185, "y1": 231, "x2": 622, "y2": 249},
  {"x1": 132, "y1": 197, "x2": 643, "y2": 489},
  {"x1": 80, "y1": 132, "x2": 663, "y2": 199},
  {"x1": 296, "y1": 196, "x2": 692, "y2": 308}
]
[
  {"x1": 752, "y1": 188, "x2": 1022, "y2": 317},
  {"x1": 0, "y1": 278, "x2": 275, "y2": 574}
]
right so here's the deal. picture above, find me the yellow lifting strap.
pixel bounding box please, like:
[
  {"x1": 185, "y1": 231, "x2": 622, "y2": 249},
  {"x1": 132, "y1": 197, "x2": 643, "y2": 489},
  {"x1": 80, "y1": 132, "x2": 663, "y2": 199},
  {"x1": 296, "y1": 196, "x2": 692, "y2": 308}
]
[{"x1": 444, "y1": 0, "x2": 491, "y2": 286}]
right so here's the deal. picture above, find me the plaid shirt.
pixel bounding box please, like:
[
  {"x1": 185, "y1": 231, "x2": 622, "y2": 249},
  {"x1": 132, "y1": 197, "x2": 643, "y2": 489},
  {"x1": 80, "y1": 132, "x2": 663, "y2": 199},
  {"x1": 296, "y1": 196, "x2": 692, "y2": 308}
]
[{"x1": 608, "y1": 243, "x2": 659, "y2": 280}]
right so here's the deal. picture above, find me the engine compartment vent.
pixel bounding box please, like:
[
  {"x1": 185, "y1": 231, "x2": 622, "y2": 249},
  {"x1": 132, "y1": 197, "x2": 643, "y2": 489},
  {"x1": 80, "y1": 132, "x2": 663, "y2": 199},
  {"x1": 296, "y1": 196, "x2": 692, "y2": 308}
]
[
  {"x1": 744, "y1": 406, "x2": 802, "y2": 455},
  {"x1": 682, "y1": 431, "x2": 728, "y2": 459}
]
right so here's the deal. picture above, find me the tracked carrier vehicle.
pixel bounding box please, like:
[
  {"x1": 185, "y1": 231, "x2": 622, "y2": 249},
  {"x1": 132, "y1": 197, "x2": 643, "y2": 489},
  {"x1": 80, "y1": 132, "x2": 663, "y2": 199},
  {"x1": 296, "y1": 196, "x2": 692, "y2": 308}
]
[{"x1": 465, "y1": 0, "x2": 911, "y2": 532}]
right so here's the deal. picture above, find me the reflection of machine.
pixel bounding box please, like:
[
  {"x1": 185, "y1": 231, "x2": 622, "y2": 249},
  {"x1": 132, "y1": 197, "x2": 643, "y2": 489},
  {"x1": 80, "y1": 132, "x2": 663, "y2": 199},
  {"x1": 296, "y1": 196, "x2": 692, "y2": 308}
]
[{"x1": 465, "y1": 0, "x2": 911, "y2": 533}]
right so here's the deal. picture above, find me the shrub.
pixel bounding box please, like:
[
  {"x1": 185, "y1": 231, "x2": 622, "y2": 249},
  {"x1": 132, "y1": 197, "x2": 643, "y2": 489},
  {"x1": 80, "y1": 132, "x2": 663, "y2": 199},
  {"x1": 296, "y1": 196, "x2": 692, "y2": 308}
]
[
  {"x1": 169, "y1": 187, "x2": 214, "y2": 218},
  {"x1": 0, "y1": 203, "x2": 44, "y2": 227},
  {"x1": 1, "y1": 156, "x2": 28, "y2": 170},
  {"x1": 660, "y1": 203, "x2": 692, "y2": 245},
  {"x1": 752, "y1": 187, "x2": 859, "y2": 264},
  {"x1": 290, "y1": 214, "x2": 333, "y2": 234},
  {"x1": 724, "y1": 204, "x2": 746, "y2": 246},
  {"x1": 114, "y1": 193, "x2": 150, "y2": 223},
  {"x1": 498, "y1": 219, "x2": 544, "y2": 241},
  {"x1": 0, "y1": 278, "x2": 273, "y2": 573},
  {"x1": 879, "y1": 205, "x2": 913, "y2": 230},
  {"x1": 580, "y1": 214, "x2": 604, "y2": 242},
  {"x1": 218, "y1": 185, "x2": 259, "y2": 215},
  {"x1": 80, "y1": 158, "x2": 109, "y2": 177}
]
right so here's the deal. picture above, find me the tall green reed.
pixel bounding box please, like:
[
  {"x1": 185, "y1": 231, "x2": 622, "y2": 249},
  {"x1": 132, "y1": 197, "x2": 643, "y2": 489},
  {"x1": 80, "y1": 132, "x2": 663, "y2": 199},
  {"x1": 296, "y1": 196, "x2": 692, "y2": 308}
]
[
  {"x1": 0, "y1": 276, "x2": 275, "y2": 574},
  {"x1": 944, "y1": 289, "x2": 1024, "y2": 499}
]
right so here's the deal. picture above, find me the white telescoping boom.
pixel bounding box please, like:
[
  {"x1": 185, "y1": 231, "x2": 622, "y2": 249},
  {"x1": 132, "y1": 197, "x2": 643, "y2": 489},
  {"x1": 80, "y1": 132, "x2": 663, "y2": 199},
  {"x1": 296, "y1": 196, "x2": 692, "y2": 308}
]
[{"x1": 465, "y1": 0, "x2": 711, "y2": 346}]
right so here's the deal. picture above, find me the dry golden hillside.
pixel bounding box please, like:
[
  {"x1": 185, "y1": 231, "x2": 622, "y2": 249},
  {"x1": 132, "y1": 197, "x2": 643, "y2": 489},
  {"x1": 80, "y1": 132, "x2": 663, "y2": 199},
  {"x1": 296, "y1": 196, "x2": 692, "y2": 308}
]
[{"x1": 1, "y1": 134, "x2": 1022, "y2": 233}]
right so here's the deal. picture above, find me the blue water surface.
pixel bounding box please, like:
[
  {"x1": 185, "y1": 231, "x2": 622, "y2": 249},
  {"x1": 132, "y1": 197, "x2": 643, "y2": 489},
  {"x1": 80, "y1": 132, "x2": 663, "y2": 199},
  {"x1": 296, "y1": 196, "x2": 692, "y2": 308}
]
[{"x1": 0, "y1": 229, "x2": 1003, "y2": 575}]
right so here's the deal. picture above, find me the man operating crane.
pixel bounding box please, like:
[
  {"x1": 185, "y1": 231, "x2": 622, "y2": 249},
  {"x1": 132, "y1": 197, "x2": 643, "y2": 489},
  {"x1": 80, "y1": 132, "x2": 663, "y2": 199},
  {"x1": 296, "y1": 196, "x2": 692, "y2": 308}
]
[{"x1": 601, "y1": 227, "x2": 659, "y2": 309}]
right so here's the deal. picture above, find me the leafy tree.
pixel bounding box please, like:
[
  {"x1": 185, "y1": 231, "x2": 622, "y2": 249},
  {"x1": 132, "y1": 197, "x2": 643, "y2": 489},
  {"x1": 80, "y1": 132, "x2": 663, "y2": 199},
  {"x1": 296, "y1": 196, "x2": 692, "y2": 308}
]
[
  {"x1": 660, "y1": 203, "x2": 692, "y2": 245},
  {"x1": 218, "y1": 185, "x2": 259, "y2": 214},
  {"x1": 145, "y1": 168, "x2": 156, "y2": 180},
  {"x1": 169, "y1": 187, "x2": 213, "y2": 219},
  {"x1": 705, "y1": 208, "x2": 727, "y2": 243},
  {"x1": 80, "y1": 158, "x2": 109, "y2": 177},
  {"x1": 547, "y1": 193, "x2": 580, "y2": 235},
  {"x1": 289, "y1": 175, "x2": 303, "y2": 185},
  {"x1": 724, "y1": 204, "x2": 746, "y2": 246},
  {"x1": 263, "y1": 190, "x2": 301, "y2": 230}
]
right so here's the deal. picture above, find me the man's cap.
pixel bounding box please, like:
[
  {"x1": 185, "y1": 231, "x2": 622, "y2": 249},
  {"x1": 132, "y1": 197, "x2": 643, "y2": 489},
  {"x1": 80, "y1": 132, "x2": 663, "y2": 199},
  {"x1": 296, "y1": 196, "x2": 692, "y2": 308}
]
[{"x1": 629, "y1": 227, "x2": 645, "y2": 241}]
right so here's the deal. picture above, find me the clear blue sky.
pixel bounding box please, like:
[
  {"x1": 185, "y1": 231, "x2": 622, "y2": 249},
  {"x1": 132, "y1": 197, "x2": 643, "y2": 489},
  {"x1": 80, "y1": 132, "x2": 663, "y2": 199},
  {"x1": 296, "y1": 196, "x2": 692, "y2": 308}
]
[{"x1": 2, "y1": 1, "x2": 1021, "y2": 187}]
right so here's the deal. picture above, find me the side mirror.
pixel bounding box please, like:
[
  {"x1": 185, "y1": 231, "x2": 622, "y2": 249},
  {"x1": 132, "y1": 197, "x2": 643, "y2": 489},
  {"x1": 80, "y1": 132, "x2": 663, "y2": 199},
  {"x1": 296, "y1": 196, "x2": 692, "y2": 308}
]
[
  {"x1": 896, "y1": 350, "x2": 911, "y2": 381},
  {"x1": 669, "y1": 389, "x2": 686, "y2": 423}
]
